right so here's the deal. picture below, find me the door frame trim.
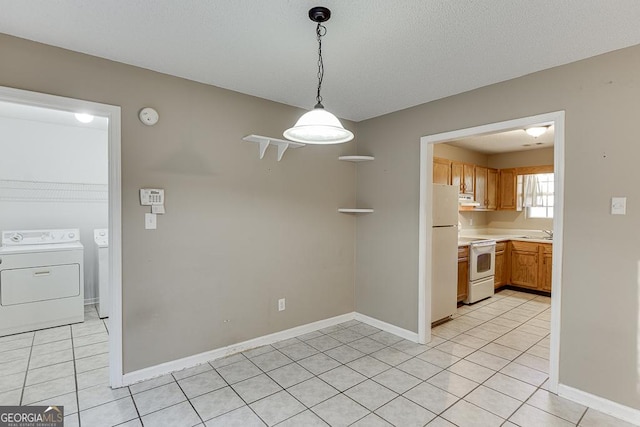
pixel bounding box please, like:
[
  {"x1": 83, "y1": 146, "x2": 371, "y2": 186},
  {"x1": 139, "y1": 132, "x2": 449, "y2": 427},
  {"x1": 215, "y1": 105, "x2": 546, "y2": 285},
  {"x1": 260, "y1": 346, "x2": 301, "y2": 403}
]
[
  {"x1": 418, "y1": 111, "x2": 564, "y2": 393},
  {"x1": 0, "y1": 86, "x2": 124, "y2": 388}
]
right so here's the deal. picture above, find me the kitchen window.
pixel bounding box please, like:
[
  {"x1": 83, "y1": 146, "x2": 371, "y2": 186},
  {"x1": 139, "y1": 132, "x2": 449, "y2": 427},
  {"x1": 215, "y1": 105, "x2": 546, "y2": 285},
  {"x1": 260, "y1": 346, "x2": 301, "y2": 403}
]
[{"x1": 517, "y1": 173, "x2": 554, "y2": 218}]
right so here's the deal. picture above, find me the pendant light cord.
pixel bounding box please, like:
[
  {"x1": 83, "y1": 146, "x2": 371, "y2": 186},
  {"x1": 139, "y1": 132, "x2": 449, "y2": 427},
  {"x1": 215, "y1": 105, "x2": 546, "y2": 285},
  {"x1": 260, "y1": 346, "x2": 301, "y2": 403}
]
[{"x1": 315, "y1": 22, "x2": 327, "y2": 108}]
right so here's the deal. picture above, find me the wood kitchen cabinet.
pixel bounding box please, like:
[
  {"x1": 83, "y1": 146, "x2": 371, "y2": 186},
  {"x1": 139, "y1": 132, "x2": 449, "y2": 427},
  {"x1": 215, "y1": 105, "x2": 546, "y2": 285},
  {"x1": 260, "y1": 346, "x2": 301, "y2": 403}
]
[
  {"x1": 433, "y1": 157, "x2": 451, "y2": 185},
  {"x1": 509, "y1": 240, "x2": 553, "y2": 293},
  {"x1": 474, "y1": 166, "x2": 487, "y2": 209},
  {"x1": 499, "y1": 168, "x2": 517, "y2": 210},
  {"x1": 474, "y1": 166, "x2": 499, "y2": 211},
  {"x1": 452, "y1": 162, "x2": 474, "y2": 194},
  {"x1": 487, "y1": 168, "x2": 499, "y2": 210},
  {"x1": 510, "y1": 241, "x2": 539, "y2": 289},
  {"x1": 494, "y1": 241, "x2": 507, "y2": 289},
  {"x1": 457, "y1": 246, "x2": 469, "y2": 302},
  {"x1": 540, "y1": 243, "x2": 553, "y2": 292}
]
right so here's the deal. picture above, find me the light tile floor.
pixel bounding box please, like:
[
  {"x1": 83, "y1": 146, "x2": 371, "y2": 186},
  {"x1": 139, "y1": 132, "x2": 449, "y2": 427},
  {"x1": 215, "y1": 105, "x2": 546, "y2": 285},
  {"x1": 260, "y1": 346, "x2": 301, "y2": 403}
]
[{"x1": 0, "y1": 290, "x2": 636, "y2": 426}]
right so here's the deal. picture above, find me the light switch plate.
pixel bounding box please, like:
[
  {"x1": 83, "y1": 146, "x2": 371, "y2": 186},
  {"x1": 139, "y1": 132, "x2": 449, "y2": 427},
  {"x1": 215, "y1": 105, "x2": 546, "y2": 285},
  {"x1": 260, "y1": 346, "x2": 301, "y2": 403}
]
[
  {"x1": 611, "y1": 197, "x2": 626, "y2": 215},
  {"x1": 145, "y1": 213, "x2": 157, "y2": 229}
]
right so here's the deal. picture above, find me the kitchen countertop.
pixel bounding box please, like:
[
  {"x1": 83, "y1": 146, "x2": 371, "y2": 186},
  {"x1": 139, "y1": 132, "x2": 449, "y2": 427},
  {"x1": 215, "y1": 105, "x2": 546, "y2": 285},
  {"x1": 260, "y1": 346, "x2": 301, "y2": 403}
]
[{"x1": 457, "y1": 231, "x2": 553, "y2": 246}]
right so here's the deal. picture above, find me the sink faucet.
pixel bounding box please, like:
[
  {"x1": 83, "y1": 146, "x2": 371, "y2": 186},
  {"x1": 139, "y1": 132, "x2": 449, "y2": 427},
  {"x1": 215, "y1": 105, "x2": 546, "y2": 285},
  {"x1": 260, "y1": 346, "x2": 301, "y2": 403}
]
[{"x1": 542, "y1": 229, "x2": 553, "y2": 239}]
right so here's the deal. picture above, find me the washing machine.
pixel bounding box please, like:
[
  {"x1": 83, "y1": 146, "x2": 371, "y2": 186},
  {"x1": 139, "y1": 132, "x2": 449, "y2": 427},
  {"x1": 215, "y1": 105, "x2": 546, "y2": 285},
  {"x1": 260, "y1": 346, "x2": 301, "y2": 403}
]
[
  {"x1": 94, "y1": 229, "x2": 109, "y2": 319},
  {"x1": 0, "y1": 229, "x2": 84, "y2": 336}
]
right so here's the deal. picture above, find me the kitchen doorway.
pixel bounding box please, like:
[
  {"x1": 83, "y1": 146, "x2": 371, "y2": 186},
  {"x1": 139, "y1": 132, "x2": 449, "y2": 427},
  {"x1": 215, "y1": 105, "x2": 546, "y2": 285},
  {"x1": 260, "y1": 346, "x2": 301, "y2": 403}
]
[
  {"x1": 417, "y1": 111, "x2": 565, "y2": 394},
  {"x1": 0, "y1": 86, "x2": 123, "y2": 388}
]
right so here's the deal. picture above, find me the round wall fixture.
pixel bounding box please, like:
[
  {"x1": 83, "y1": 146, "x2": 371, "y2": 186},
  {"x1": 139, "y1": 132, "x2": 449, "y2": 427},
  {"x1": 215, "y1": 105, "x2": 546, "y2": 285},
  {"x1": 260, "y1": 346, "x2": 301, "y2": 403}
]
[{"x1": 139, "y1": 107, "x2": 159, "y2": 126}]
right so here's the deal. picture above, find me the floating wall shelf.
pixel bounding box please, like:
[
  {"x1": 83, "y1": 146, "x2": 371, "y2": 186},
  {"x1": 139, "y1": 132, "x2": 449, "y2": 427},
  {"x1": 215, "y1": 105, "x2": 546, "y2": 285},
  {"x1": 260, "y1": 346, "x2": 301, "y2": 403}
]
[
  {"x1": 242, "y1": 134, "x2": 304, "y2": 161},
  {"x1": 338, "y1": 156, "x2": 374, "y2": 213},
  {"x1": 338, "y1": 208, "x2": 374, "y2": 214},
  {"x1": 338, "y1": 155, "x2": 375, "y2": 162}
]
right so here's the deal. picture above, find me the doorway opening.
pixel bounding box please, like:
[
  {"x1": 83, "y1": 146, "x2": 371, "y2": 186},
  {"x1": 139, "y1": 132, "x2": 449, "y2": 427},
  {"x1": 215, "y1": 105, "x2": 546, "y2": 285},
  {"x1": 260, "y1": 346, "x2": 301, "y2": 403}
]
[
  {"x1": 0, "y1": 86, "x2": 123, "y2": 388},
  {"x1": 418, "y1": 111, "x2": 565, "y2": 393}
]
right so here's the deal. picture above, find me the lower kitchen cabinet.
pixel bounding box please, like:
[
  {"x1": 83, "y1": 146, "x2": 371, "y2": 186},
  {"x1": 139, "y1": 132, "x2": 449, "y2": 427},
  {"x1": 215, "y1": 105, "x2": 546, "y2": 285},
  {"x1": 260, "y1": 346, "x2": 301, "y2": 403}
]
[
  {"x1": 540, "y1": 243, "x2": 553, "y2": 292},
  {"x1": 494, "y1": 241, "x2": 507, "y2": 289},
  {"x1": 457, "y1": 246, "x2": 469, "y2": 302},
  {"x1": 510, "y1": 241, "x2": 539, "y2": 289},
  {"x1": 508, "y1": 240, "x2": 552, "y2": 293}
]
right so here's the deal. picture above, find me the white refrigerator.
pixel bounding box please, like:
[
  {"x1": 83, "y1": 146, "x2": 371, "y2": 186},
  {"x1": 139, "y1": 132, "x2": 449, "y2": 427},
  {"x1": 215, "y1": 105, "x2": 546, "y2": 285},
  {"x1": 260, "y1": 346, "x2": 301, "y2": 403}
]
[{"x1": 431, "y1": 184, "x2": 459, "y2": 323}]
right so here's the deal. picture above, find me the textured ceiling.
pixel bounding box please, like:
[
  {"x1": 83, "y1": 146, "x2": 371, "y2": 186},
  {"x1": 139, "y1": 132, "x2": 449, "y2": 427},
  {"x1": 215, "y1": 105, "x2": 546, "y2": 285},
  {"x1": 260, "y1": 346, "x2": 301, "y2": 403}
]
[
  {"x1": 1, "y1": 1, "x2": 640, "y2": 122},
  {"x1": 448, "y1": 127, "x2": 555, "y2": 154},
  {"x1": 0, "y1": 101, "x2": 108, "y2": 130}
]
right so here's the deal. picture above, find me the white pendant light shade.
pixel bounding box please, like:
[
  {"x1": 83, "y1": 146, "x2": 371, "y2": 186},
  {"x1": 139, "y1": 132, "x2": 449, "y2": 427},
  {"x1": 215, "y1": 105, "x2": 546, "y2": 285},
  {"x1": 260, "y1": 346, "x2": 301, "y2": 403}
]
[{"x1": 284, "y1": 107, "x2": 354, "y2": 144}]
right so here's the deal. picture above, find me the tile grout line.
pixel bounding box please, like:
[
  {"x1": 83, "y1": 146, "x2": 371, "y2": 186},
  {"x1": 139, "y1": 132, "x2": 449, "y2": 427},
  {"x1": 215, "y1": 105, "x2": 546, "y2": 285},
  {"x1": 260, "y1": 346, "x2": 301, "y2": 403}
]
[
  {"x1": 170, "y1": 374, "x2": 206, "y2": 426},
  {"x1": 18, "y1": 331, "x2": 35, "y2": 406},
  {"x1": 19, "y1": 291, "x2": 564, "y2": 427},
  {"x1": 202, "y1": 358, "x2": 271, "y2": 426},
  {"x1": 271, "y1": 325, "x2": 438, "y2": 425},
  {"x1": 195, "y1": 322, "x2": 389, "y2": 425},
  {"x1": 421, "y1": 293, "x2": 552, "y2": 422},
  {"x1": 70, "y1": 324, "x2": 82, "y2": 426},
  {"x1": 443, "y1": 296, "x2": 582, "y2": 425}
]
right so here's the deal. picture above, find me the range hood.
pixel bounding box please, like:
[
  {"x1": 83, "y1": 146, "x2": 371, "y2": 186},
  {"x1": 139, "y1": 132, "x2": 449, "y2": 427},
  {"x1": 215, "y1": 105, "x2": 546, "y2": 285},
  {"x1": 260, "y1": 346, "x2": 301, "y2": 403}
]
[{"x1": 458, "y1": 194, "x2": 480, "y2": 207}]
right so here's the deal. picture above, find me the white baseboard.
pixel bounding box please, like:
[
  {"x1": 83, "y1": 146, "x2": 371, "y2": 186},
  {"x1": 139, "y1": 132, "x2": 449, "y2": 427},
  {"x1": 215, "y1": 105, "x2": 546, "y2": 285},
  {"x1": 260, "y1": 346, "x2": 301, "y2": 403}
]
[
  {"x1": 122, "y1": 312, "x2": 356, "y2": 387},
  {"x1": 121, "y1": 310, "x2": 420, "y2": 388},
  {"x1": 354, "y1": 312, "x2": 419, "y2": 342},
  {"x1": 558, "y1": 384, "x2": 640, "y2": 426}
]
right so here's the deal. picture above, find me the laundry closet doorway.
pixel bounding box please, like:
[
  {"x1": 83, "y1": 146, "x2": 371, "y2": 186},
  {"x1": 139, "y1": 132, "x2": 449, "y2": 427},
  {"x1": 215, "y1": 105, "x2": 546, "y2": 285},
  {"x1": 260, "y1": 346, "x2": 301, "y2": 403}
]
[{"x1": 0, "y1": 86, "x2": 123, "y2": 387}]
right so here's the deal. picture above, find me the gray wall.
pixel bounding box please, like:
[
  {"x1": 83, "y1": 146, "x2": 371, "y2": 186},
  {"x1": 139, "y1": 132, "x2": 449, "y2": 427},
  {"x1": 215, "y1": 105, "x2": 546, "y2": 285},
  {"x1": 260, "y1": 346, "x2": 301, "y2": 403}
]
[
  {"x1": 0, "y1": 34, "x2": 357, "y2": 372},
  {"x1": 355, "y1": 45, "x2": 640, "y2": 409}
]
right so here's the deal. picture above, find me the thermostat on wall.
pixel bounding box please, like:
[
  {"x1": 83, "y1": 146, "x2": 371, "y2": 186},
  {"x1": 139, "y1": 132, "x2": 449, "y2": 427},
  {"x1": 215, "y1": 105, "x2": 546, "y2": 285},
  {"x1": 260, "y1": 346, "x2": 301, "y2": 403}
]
[{"x1": 139, "y1": 107, "x2": 159, "y2": 126}]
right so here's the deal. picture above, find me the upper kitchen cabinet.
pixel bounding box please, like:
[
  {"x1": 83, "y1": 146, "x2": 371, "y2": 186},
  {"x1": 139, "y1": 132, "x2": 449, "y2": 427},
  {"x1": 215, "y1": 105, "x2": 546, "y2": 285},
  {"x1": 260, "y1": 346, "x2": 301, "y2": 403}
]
[
  {"x1": 474, "y1": 166, "x2": 487, "y2": 209},
  {"x1": 473, "y1": 166, "x2": 499, "y2": 211},
  {"x1": 451, "y1": 161, "x2": 474, "y2": 194},
  {"x1": 487, "y1": 168, "x2": 499, "y2": 210},
  {"x1": 499, "y1": 168, "x2": 517, "y2": 210},
  {"x1": 433, "y1": 157, "x2": 451, "y2": 185}
]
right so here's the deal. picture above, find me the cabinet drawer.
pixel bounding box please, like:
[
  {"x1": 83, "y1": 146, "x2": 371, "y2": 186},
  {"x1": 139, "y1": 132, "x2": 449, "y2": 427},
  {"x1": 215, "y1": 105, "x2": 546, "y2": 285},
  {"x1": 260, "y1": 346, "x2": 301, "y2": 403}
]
[
  {"x1": 510, "y1": 241, "x2": 538, "y2": 252},
  {"x1": 458, "y1": 246, "x2": 469, "y2": 258},
  {"x1": 495, "y1": 242, "x2": 506, "y2": 252}
]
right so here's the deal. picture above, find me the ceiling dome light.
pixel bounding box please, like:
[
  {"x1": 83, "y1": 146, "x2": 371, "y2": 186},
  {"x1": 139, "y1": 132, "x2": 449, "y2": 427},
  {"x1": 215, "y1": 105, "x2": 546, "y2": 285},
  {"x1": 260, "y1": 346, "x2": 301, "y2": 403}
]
[
  {"x1": 525, "y1": 126, "x2": 548, "y2": 138},
  {"x1": 283, "y1": 7, "x2": 354, "y2": 145},
  {"x1": 75, "y1": 113, "x2": 94, "y2": 123}
]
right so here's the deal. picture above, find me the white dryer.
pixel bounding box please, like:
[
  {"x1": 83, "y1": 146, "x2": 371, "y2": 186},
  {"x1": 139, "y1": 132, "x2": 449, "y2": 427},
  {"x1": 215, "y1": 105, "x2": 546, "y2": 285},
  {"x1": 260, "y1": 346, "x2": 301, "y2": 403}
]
[
  {"x1": 94, "y1": 229, "x2": 109, "y2": 318},
  {"x1": 0, "y1": 229, "x2": 84, "y2": 336}
]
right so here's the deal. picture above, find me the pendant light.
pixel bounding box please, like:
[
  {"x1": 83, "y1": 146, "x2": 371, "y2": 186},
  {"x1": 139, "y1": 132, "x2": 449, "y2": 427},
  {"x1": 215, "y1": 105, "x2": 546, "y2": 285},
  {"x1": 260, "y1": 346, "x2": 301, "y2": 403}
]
[{"x1": 283, "y1": 7, "x2": 354, "y2": 144}]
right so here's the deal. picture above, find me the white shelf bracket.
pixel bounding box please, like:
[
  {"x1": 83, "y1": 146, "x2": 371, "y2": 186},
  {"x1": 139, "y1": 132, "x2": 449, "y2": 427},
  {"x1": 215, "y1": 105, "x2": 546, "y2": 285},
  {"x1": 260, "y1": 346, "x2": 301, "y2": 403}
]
[
  {"x1": 242, "y1": 134, "x2": 305, "y2": 161},
  {"x1": 258, "y1": 140, "x2": 269, "y2": 159},
  {"x1": 276, "y1": 143, "x2": 288, "y2": 162}
]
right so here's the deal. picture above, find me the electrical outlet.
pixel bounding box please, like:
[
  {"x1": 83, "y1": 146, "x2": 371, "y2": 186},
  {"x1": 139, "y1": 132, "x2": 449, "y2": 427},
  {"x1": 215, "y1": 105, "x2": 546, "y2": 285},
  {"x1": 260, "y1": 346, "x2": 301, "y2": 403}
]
[{"x1": 278, "y1": 298, "x2": 286, "y2": 311}]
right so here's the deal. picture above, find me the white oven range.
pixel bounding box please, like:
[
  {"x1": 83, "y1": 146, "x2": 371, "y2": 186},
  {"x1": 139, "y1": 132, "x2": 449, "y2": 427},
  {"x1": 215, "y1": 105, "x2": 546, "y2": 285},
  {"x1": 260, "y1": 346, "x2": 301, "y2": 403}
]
[{"x1": 465, "y1": 239, "x2": 496, "y2": 304}]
